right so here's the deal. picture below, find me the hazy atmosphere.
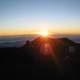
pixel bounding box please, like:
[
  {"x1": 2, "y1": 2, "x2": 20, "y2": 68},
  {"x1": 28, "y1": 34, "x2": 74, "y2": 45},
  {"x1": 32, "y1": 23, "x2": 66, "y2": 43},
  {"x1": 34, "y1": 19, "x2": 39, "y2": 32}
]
[
  {"x1": 0, "y1": 0, "x2": 80, "y2": 79},
  {"x1": 0, "y1": 0, "x2": 80, "y2": 35}
]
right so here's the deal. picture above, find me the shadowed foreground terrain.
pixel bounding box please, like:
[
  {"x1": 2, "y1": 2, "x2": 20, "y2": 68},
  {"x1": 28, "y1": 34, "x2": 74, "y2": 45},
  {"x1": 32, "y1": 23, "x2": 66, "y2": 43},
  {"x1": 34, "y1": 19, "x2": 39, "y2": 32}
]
[{"x1": 0, "y1": 37, "x2": 80, "y2": 79}]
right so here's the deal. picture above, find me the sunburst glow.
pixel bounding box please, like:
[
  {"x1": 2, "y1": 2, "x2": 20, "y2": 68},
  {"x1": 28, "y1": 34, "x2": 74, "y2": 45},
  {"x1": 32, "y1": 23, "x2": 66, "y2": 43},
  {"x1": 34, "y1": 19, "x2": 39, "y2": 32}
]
[{"x1": 39, "y1": 30, "x2": 49, "y2": 37}]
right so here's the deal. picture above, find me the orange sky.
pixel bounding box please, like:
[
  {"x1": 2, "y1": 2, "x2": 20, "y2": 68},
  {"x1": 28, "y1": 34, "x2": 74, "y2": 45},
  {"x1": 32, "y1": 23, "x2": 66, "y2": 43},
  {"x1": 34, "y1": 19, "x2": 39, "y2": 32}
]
[
  {"x1": 0, "y1": 27, "x2": 80, "y2": 36},
  {"x1": 0, "y1": 0, "x2": 80, "y2": 36}
]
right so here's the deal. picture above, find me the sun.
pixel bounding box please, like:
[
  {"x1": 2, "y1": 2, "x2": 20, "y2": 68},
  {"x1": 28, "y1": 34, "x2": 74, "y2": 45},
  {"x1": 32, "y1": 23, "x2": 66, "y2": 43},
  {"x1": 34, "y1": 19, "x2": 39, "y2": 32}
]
[{"x1": 39, "y1": 31, "x2": 49, "y2": 37}]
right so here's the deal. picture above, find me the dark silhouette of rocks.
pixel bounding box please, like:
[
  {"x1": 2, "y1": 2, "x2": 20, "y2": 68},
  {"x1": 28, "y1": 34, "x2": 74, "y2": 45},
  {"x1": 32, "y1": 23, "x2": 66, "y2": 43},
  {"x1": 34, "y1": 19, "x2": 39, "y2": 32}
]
[{"x1": 0, "y1": 36, "x2": 80, "y2": 79}]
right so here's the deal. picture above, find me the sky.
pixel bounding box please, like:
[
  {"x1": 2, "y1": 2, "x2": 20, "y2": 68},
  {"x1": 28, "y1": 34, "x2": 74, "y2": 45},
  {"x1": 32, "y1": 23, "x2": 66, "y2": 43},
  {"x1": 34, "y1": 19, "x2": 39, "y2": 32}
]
[{"x1": 0, "y1": 0, "x2": 80, "y2": 35}]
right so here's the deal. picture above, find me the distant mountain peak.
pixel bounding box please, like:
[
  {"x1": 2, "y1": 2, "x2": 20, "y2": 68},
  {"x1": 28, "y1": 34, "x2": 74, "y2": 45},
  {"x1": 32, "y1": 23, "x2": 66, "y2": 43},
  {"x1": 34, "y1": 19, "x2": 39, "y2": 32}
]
[
  {"x1": 58, "y1": 37, "x2": 76, "y2": 46},
  {"x1": 31, "y1": 37, "x2": 76, "y2": 46}
]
